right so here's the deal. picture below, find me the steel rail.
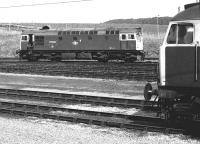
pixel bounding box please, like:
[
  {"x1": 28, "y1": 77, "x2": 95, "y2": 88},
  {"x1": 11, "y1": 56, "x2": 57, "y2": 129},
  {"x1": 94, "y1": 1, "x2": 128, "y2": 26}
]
[
  {"x1": 0, "y1": 88, "x2": 158, "y2": 110},
  {"x1": 0, "y1": 99, "x2": 184, "y2": 134},
  {"x1": 0, "y1": 57, "x2": 158, "y2": 62}
]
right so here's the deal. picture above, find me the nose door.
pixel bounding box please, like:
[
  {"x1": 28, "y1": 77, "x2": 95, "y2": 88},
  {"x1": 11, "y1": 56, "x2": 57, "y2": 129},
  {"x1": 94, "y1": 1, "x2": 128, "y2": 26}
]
[
  {"x1": 120, "y1": 33, "x2": 136, "y2": 50},
  {"x1": 127, "y1": 34, "x2": 136, "y2": 50},
  {"x1": 120, "y1": 33, "x2": 127, "y2": 49},
  {"x1": 27, "y1": 34, "x2": 34, "y2": 50}
]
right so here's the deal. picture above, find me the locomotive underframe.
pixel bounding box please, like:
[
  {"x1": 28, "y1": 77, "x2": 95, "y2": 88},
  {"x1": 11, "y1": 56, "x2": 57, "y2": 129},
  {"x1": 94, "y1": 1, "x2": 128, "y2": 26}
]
[
  {"x1": 157, "y1": 85, "x2": 200, "y2": 121},
  {"x1": 18, "y1": 49, "x2": 145, "y2": 62}
]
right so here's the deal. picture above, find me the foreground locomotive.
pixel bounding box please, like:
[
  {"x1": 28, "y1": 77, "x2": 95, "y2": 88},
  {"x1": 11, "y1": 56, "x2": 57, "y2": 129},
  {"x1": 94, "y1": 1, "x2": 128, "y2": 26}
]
[
  {"x1": 144, "y1": 2, "x2": 200, "y2": 121},
  {"x1": 17, "y1": 27, "x2": 144, "y2": 62}
]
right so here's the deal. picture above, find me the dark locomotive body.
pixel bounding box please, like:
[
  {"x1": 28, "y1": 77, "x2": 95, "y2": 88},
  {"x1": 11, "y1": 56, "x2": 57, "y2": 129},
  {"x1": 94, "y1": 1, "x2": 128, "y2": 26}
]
[
  {"x1": 17, "y1": 28, "x2": 144, "y2": 62},
  {"x1": 144, "y1": 2, "x2": 200, "y2": 121}
]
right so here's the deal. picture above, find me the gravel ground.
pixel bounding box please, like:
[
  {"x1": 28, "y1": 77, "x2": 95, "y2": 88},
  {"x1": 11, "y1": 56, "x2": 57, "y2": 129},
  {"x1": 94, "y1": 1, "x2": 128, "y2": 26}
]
[
  {"x1": 0, "y1": 116, "x2": 199, "y2": 144},
  {"x1": 0, "y1": 72, "x2": 150, "y2": 100}
]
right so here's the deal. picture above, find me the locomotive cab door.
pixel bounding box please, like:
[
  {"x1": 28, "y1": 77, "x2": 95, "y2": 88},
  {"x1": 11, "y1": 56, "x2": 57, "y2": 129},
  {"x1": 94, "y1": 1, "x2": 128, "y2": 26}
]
[
  {"x1": 163, "y1": 23, "x2": 198, "y2": 87},
  {"x1": 28, "y1": 34, "x2": 34, "y2": 49},
  {"x1": 119, "y1": 33, "x2": 136, "y2": 50}
]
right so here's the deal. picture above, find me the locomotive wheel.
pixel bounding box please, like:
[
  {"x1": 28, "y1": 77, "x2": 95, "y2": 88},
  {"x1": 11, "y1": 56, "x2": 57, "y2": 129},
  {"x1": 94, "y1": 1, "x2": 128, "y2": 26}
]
[
  {"x1": 51, "y1": 57, "x2": 62, "y2": 62},
  {"x1": 144, "y1": 83, "x2": 153, "y2": 101},
  {"x1": 97, "y1": 55, "x2": 108, "y2": 62},
  {"x1": 124, "y1": 57, "x2": 137, "y2": 63},
  {"x1": 27, "y1": 56, "x2": 38, "y2": 62},
  {"x1": 98, "y1": 58, "x2": 108, "y2": 62}
]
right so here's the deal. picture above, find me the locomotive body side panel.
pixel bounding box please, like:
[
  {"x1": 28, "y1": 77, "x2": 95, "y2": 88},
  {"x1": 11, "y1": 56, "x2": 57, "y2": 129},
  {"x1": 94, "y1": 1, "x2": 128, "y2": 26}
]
[
  {"x1": 34, "y1": 33, "x2": 121, "y2": 51},
  {"x1": 165, "y1": 46, "x2": 196, "y2": 86}
]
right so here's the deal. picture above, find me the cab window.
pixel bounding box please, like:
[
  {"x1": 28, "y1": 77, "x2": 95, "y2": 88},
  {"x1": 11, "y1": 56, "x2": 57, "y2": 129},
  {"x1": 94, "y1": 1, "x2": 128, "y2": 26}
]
[
  {"x1": 167, "y1": 23, "x2": 194, "y2": 44},
  {"x1": 178, "y1": 24, "x2": 193, "y2": 44},
  {"x1": 167, "y1": 24, "x2": 177, "y2": 44},
  {"x1": 128, "y1": 34, "x2": 135, "y2": 40},
  {"x1": 122, "y1": 34, "x2": 126, "y2": 40},
  {"x1": 21, "y1": 35, "x2": 28, "y2": 41}
]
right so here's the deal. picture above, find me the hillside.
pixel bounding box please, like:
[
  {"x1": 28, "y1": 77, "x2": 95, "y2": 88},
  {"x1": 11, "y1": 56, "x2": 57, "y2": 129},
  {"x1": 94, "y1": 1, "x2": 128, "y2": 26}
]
[{"x1": 105, "y1": 17, "x2": 172, "y2": 25}]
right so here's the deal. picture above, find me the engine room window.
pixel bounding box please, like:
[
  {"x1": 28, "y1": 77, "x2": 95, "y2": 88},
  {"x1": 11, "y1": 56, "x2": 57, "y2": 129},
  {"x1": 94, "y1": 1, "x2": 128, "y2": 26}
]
[
  {"x1": 167, "y1": 23, "x2": 193, "y2": 44},
  {"x1": 110, "y1": 31, "x2": 115, "y2": 34},
  {"x1": 89, "y1": 31, "x2": 94, "y2": 35},
  {"x1": 115, "y1": 31, "x2": 119, "y2": 34},
  {"x1": 94, "y1": 31, "x2": 97, "y2": 34},
  {"x1": 63, "y1": 31, "x2": 66, "y2": 35},
  {"x1": 72, "y1": 31, "x2": 76, "y2": 35},
  {"x1": 76, "y1": 31, "x2": 79, "y2": 35}
]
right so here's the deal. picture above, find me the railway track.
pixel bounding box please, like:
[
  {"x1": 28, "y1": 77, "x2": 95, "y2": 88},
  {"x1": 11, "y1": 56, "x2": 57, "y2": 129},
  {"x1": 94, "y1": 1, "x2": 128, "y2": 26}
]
[
  {"x1": 0, "y1": 88, "x2": 157, "y2": 109},
  {"x1": 0, "y1": 98, "x2": 184, "y2": 134},
  {"x1": 0, "y1": 61, "x2": 158, "y2": 81},
  {"x1": 0, "y1": 88, "x2": 198, "y2": 135}
]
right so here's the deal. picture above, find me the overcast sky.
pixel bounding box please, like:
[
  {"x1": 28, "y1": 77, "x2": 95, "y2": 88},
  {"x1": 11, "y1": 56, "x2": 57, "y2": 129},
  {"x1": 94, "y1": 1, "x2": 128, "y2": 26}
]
[{"x1": 0, "y1": 0, "x2": 197, "y2": 23}]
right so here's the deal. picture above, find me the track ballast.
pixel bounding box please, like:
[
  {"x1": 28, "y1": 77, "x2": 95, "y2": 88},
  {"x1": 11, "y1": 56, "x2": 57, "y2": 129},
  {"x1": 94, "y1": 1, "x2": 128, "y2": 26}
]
[
  {"x1": 0, "y1": 88, "x2": 198, "y2": 135},
  {"x1": 0, "y1": 61, "x2": 158, "y2": 81}
]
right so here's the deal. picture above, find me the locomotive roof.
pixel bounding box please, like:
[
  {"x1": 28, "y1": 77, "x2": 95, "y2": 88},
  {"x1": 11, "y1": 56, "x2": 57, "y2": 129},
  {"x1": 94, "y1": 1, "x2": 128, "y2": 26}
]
[
  {"x1": 21, "y1": 27, "x2": 142, "y2": 35},
  {"x1": 171, "y1": 3, "x2": 200, "y2": 21}
]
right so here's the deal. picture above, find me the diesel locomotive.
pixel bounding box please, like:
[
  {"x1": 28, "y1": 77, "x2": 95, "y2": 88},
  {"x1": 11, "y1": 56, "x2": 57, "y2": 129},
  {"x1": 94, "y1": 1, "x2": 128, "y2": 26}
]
[
  {"x1": 16, "y1": 27, "x2": 144, "y2": 62},
  {"x1": 144, "y1": 2, "x2": 200, "y2": 121}
]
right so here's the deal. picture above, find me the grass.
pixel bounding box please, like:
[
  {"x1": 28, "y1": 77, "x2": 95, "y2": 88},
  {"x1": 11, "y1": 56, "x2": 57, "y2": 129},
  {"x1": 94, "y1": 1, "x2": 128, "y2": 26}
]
[
  {"x1": 0, "y1": 23, "x2": 168, "y2": 58},
  {"x1": 143, "y1": 32, "x2": 166, "y2": 57},
  {"x1": 0, "y1": 29, "x2": 21, "y2": 57}
]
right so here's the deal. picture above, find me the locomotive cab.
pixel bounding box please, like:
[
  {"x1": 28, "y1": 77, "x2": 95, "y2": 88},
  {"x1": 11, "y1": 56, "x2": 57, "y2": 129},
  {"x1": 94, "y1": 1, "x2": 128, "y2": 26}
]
[
  {"x1": 20, "y1": 34, "x2": 29, "y2": 50},
  {"x1": 160, "y1": 22, "x2": 198, "y2": 87},
  {"x1": 19, "y1": 34, "x2": 36, "y2": 60},
  {"x1": 119, "y1": 32, "x2": 143, "y2": 51},
  {"x1": 144, "y1": 2, "x2": 200, "y2": 121},
  {"x1": 21, "y1": 34, "x2": 35, "y2": 48},
  {"x1": 118, "y1": 28, "x2": 144, "y2": 61}
]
